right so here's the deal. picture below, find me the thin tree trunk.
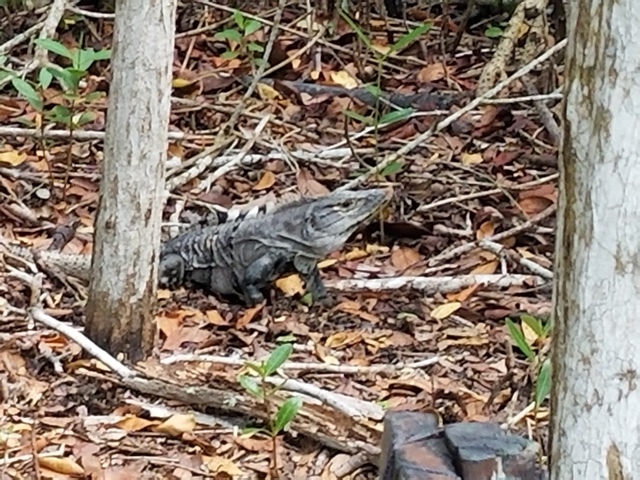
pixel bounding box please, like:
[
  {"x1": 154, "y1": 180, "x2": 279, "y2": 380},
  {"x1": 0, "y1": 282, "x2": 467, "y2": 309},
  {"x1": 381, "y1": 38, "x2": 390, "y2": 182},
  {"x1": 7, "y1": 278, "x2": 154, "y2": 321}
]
[
  {"x1": 85, "y1": 0, "x2": 176, "y2": 363},
  {"x1": 550, "y1": 0, "x2": 640, "y2": 477}
]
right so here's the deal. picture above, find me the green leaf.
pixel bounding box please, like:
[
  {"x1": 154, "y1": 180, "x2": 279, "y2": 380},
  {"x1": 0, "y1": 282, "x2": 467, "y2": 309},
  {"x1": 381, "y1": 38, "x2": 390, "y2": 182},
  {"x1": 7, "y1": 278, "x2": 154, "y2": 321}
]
[
  {"x1": 273, "y1": 397, "x2": 302, "y2": 433},
  {"x1": 221, "y1": 50, "x2": 240, "y2": 60},
  {"x1": 214, "y1": 28, "x2": 243, "y2": 44},
  {"x1": 379, "y1": 107, "x2": 414, "y2": 125},
  {"x1": 38, "y1": 68, "x2": 53, "y2": 89},
  {"x1": 11, "y1": 77, "x2": 43, "y2": 111},
  {"x1": 521, "y1": 313, "x2": 544, "y2": 338},
  {"x1": 73, "y1": 111, "x2": 95, "y2": 127},
  {"x1": 485, "y1": 26, "x2": 503, "y2": 38},
  {"x1": 380, "y1": 160, "x2": 403, "y2": 177},
  {"x1": 247, "y1": 42, "x2": 264, "y2": 53},
  {"x1": 264, "y1": 343, "x2": 293, "y2": 376},
  {"x1": 239, "y1": 375, "x2": 263, "y2": 398},
  {"x1": 276, "y1": 334, "x2": 297, "y2": 343},
  {"x1": 364, "y1": 83, "x2": 382, "y2": 98},
  {"x1": 232, "y1": 10, "x2": 245, "y2": 29},
  {"x1": 343, "y1": 109, "x2": 373, "y2": 124},
  {"x1": 34, "y1": 39, "x2": 74, "y2": 60},
  {"x1": 505, "y1": 318, "x2": 535, "y2": 361},
  {"x1": 84, "y1": 91, "x2": 105, "y2": 103},
  {"x1": 244, "y1": 362, "x2": 266, "y2": 376},
  {"x1": 240, "y1": 427, "x2": 265, "y2": 437},
  {"x1": 89, "y1": 48, "x2": 111, "y2": 61},
  {"x1": 390, "y1": 23, "x2": 432, "y2": 53},
  {"x1": 244, "y1": 19, "x2": 262, "y2": 36},
  {"x1": 0, "y1": 71, "x2": 11, "y2": 83},
  {"x1": 535, "y1": 359, "x2": 551, "y2": 406}
]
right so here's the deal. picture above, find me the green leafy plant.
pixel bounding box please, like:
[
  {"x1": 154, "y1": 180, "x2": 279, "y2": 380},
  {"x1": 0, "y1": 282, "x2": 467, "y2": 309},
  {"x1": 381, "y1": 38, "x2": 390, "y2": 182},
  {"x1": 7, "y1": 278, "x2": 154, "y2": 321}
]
[
  {"x1": 505, "y1": 313, "x2": 552, "y2": 408},
  {"x1": 213, "y1": 10, "x2": 265, "y2": 68},
  {"x1": 338, "y1": 10, "x2": 431, "y2": 179},
  {"x1": 1, "y1": 37, "x2": 110, "y2": 199},
  {"x1": 238, "y1": 343, "x2": 302, "y2": 477}
]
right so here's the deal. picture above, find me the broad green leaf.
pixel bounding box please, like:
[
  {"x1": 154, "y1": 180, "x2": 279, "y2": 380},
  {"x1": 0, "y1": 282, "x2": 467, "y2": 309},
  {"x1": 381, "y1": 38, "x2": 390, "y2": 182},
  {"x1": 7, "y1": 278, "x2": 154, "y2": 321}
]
[
  {"x1": 380, "y1": 160, "x2": 403, "y2": 177},
  {"x1": 239, "y1": 375, "x2": 263, "y2": 398},
  {"x1": 247, "y1": 42, "x2": 264, "y2": 53},
  {"x1": 264, "y1": 343, "x2": 293, "y2": 376},
  {"x1": 38, "y1": 68, "x2": 52, "y2": 89},
  {"x1": 521, "y1": 313, "x2": 544, "y2": 337},
  {"x1": 214, "y1": 29, "x2": 243, "y2": 44},
  {"x1": 276, "y1": 334, "x2": 297, "y2": 343},
  {"x1": 535, "y1": 359, "x2": 551, "y2": 406},
  {"x1": 343, "y1": 109, "x2": 373, "y2": 124},
  {"x1": 244, "y1": 20, "x2": 262, "y2": 36},
  {"x1": 273, "y1": 397, "x2": 302, "y2": 433},
  {"x1": 34, "y1": 38, "x2": 74, "y2": 60},
  {"x1": 84, "y1": 91, "x2": 105, "y2": 103},
  {"x1": 89, "y1": 48, "x2": 111, "y2": 61},
  {"x1": 505, "y1": 318, "x2": 535, "y2": 361},
  {"x1": 73, "y1": 111, "x2": 95, "y2": 127},
  {"x1": 232, "y1": 10, "x2": 245, "y2": 29},
  {"x1": 379, "y1": 107, "x2": 414, "y2": 125},
  {"x1": 390, "y1": 23, "x2": 432, "y2": 53},
  {"x1": 221, "y1": 50, "x2": 240, "y2": 60},
  {"x1": 485, "y1": 26, "x2": 503, "y2": 38},
  {"x1": 0, "y1": 70, "x2": 12, "y2": 83},
  {"x1": 11, "y1": 77, "x2": 42, "y2": 111}
]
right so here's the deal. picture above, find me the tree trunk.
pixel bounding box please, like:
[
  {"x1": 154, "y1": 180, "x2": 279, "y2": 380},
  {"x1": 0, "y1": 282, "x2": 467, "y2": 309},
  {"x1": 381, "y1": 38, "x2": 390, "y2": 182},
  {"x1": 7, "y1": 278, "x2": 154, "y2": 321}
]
[
  {"x1": 550, "y1": 0, "x2": 640, "y2": 477},
  {"x1": 85, "y1": 0, "x2": 176, "y2": 363}
]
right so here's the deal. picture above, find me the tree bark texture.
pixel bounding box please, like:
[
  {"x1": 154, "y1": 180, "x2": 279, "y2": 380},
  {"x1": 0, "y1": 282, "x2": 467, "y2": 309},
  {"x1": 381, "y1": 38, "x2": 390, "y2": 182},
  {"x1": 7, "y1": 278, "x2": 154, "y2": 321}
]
[
  {"x1": 85, "y1": 0, "x2": 176, "y2": 363},
  {"x1": 550, "y1": 0, "x2": 640, "y2": 478}
]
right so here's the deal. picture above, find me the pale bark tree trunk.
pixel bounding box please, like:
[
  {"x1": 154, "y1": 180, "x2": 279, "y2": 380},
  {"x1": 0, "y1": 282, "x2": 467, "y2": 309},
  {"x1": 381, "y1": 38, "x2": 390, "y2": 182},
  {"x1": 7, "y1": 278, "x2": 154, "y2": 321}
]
[
  {"x1": 550, "y1": 0, "x2": 640, "y2": 478},
  {"x1": 85, "y1": 0, "x2": 176, "y2": 363}
]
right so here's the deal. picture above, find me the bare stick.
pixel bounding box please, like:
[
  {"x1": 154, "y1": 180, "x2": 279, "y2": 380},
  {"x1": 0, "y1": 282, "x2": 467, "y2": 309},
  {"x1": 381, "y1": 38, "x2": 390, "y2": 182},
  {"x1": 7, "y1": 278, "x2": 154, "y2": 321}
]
[
  {"x1": 329, "y1": 273, "x2": 547, "y2": 293},
  {"x1": 0, "y1": 21, "x2": 45, "y2": 55},
  {"x1": 0, "y1": 126, "x2": 202, "y2": 141},
  {"x1": 479, "y1": 239, "x2": 553, "y2": 280},
  {"x1": 337, "y1": 39, "x2": 567, "y2": 191}
]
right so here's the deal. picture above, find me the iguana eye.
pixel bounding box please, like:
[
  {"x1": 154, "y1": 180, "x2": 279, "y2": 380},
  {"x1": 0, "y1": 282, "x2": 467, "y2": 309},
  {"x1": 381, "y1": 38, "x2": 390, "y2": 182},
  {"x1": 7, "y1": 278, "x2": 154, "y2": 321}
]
[{"x1": 340, "y1": 199, "x2": 355, "y2": 209}]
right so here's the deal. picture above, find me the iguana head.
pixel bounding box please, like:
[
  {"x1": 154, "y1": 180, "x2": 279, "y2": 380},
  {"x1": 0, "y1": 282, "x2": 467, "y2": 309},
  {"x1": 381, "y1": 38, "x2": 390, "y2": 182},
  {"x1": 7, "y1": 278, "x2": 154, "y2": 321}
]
[{"x1": 300, "y1": 188, "x2": 388, "y2": 254}]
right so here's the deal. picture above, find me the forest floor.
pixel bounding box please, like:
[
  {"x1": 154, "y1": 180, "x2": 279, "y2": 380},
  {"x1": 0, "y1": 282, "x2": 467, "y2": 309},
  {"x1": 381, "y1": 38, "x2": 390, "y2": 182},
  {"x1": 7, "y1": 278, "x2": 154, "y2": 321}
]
[{"x1": 0, "y1": 0, "x2": 563, "y2": 478}]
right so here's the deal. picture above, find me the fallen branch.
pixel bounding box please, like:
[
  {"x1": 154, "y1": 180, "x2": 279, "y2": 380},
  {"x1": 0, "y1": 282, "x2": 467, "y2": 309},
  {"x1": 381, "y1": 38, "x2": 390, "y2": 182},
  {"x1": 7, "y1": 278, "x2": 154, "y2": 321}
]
[
  {"x1": 162, "y1": 353, "x2": 442, "y2": 374},
  {"x1": 479, "y1": 239, "x2": 553, "y2": 280},
  {"x1": 25, "y1": 306, "x2": 383, "y2": 457},
  {"x1": 0, "y1": 126, "x2": 206, "y2": 141},
  {"x1": 328, "y1": 274, "x2": 547, "y2": 293}
]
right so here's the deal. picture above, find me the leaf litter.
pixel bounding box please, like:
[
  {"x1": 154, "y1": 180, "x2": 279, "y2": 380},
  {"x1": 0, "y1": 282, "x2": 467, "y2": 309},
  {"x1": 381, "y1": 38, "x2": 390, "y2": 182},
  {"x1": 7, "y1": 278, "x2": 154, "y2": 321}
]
[{"x1": 0, "y1": 1, "x2": 560, "y2": 478}]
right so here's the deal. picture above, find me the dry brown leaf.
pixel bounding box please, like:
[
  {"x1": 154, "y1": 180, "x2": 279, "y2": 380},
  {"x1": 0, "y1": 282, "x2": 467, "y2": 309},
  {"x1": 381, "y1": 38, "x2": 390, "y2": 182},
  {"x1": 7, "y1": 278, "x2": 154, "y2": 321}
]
[
  {"x1": 519, "y1": 196, "x2": 553, "y2": 214},
  {"x1": 325, "y1": 331, "x2": 362, "y2": 349},
  {"x1": 296, "y1": 168, "x2": 330, "y2": 196},
  {"x1": 38, "y1": 457, "x2": 85, "y2": 475},
  {"x1": 115, "y1": 415, "x2": 156, "y2": 432},
  {"x1": 330, "y1": 70, "x2": 358, "y2": 89},
  {"x1": 253, "y1": 170, "x2": 276, "y2": 191},
  {"x1": 275, "y1": 274, "x2": 305, "y2": 296},
  {"x1": 236, "y1": 304, "x2": 263, "y2": 329},
  {"x1": 476, "y1": 220, "x2": 495, "y2": 239},
  {"x1": 205, "y1": 309, "x2": 229, "y2": 326},
  {"x1": 0, "y1": 150, "x2": 27, "y2": 166},
  {"x1": 417, "y1": 64, "x2": 448, "y2": 82},
  {"x1": 318, "y1": 259, "x2": 338, "y2": 269},
  {"x1": 446, "y1": 284, "x2": 479, "y2": 302},
  {"x1": 471, "y1": 260, "x2": 498, "y2": 274},
  {"x1": 204, "y1": 455, "x2": 245, "y2": 476},
  {"x1": 342, "y1": 247, "x2": 369, "y2": 260},
  {"x1": 154, "y1": 414, "x2": 196, "y2": 436},
  {"x1": 461, "y1": 152, "x2": 483, "y2": 166},
  {"x1": 257, "y1": 82, "x2": 282, "y2": 101},
  {"x1": 431, "y1": 302, "x2": 462, "y2": 320},
  {"x1": 172, "y1": 77, "x2": 195, "y2": 88},
  {"x1": 390, "y1": 247, "x2": 422, "y2": 271}
]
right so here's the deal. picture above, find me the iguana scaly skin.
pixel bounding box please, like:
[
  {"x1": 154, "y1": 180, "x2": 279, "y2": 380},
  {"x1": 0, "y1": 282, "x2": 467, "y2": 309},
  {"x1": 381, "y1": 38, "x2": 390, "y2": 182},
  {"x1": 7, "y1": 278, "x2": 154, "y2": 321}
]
[
  {"x1": 158, "y1": 188, "x2": 387, "y2": 305},
  {"x1": 1, "y1": 188, "x2": 387, "y2": 305}
]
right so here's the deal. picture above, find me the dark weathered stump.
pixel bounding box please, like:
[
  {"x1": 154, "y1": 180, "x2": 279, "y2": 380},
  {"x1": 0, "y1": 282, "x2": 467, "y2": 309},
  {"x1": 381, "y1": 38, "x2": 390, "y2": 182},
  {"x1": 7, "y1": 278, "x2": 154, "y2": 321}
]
[{"x1": 379, "y1": 411, "x2": 548, "y2": 480}]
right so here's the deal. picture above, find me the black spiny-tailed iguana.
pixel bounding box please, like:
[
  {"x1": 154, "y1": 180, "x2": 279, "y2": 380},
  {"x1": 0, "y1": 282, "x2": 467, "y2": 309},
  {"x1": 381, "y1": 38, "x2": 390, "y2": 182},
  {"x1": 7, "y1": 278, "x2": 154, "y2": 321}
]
[{"x1": 1, "y1": 188, "x2": 388, "y2": 305}]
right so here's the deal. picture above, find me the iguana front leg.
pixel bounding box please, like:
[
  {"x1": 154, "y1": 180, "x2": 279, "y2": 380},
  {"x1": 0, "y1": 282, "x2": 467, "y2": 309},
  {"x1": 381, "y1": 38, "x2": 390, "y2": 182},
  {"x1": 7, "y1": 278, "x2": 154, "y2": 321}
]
[
  {"x1": 294, "y1": 256, "x2": 328, "y2": 302},
  {"x1": 242, "y1": 254, "x2": 279, "y2": 306}
]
